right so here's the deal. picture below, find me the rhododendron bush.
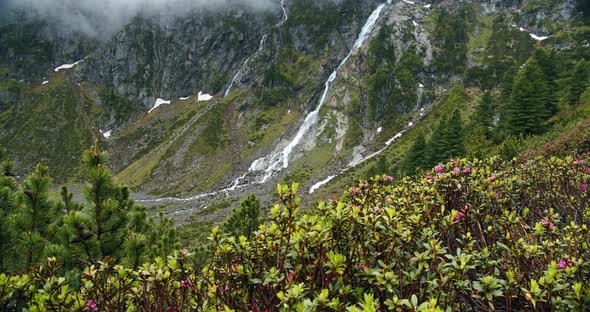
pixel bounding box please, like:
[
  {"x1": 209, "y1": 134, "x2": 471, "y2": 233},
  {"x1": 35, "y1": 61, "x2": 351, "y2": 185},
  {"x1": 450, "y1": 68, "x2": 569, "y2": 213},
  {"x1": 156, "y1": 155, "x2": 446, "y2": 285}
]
[{"x1": 1, "y1": 155, "x2": 590, "y2": 311}]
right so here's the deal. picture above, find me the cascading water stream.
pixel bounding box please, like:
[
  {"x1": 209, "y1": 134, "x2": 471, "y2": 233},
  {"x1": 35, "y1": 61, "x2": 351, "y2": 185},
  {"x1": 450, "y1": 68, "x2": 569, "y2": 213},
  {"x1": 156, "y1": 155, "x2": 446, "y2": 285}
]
[
  {"x1": 250, "y1": 2, "x2": 388, "y2": 183},
  {"x1": 224, "y1": 0, "x2": 289, "y2": 97},
  {"x1": 138, "y1": 1, "x2": 390, "y2": 204}
]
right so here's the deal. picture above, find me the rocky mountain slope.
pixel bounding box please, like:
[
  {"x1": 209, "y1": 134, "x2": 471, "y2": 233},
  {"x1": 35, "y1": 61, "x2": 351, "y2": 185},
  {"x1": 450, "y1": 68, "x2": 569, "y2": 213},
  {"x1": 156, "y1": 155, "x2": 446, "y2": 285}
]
[{"x1": 0, "y1": 0, "x2": 588, "y2": 231}]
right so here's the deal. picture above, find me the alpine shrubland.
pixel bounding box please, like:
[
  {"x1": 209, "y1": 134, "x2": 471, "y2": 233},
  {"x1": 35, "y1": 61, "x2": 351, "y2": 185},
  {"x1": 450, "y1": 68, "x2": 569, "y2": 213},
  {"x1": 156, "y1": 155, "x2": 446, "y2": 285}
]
[{"x1": 1, "y1": 144, "x2": 589, "y2": 310}]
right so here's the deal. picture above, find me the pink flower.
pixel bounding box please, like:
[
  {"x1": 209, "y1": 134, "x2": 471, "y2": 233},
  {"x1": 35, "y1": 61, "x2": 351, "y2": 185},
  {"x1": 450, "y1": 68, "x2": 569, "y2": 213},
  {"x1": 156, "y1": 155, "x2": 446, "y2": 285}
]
[
  {"x1": 452, "y1": 167, "x2": 461, "y2": 175},
  {"x1": 357, "y1": 263, "x2": 368, "y2": 270},
  {"x1": 451, "y1": 159, "x2": 459, "y2": 166},
  {"x1": 426, "y1": 174, "x2": 433, "y2": 180},
  {"x1": 495, "y1": 191, "x2": 501, "y2": 198},
  {"x1": 352, "y1": 188, "x2": 360, "y2": 195},
  {"x1": 489, "y1": 175, "x2": 495, "y2": 183},
  {"x1": 463, "y1": 167, "x2": 472, "y2": 174},
  {"x1": 455, "y1": 212, "x2": 463, "y2": 222},
  {"x1": 582, "y1": 184, "x2": 588, "y2": 191},
  {"x1": 586, "y1": 167, "x2": 590, "y2": 174},
  {"x1": 386, "y1": 175, "x2": 394, "y2": 182},
  {"x1": 557, "y1": 259, "x2": 573, "y2": 269},
  {"x1": 180, "y1": 279, "x2": 192, "y2": 289},
  {"x1": 574, "y1": 160, "x2": 585, "y2": 165},
  {"x1": 85, "y1": 300, "x2": 98, "y2": 312},
  {"x1": 540, "y1": 218, "x2": 554, "y2": 229},
  {"x1": 435, "y1": 165, "x2": 443, "y2": 173}
]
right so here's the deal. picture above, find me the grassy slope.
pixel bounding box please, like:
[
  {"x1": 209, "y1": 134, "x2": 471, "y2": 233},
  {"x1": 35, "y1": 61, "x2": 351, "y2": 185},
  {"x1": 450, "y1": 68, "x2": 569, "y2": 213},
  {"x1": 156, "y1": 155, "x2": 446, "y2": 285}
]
[
  {"x1": 0, "y1": 73, "x2": 96, "y2": 182},
  {"x1": 115, "y1": 89, "x2": 303, "y2": 196}
]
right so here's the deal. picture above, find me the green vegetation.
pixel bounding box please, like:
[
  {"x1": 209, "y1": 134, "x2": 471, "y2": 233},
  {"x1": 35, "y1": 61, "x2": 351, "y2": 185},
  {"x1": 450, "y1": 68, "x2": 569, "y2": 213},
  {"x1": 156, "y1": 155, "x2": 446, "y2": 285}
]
[
  {"x1": 503, "y1": 57, "x2": 554, "y2": 135},
  {"x1": 96, "y1": 87, "x2": 143, "y2": 125},
  {"x1": 2, "y1": 154, "x2": 590, "y2": 310},
  {"x1": 433, "y1": 5, "x2": 474, "y2": 75},
  {"x1": 0, "y1": 141, "x2": 179, "y2": 277},
  {"x1": 287, "y1": 0, "x2": 366, "y2": 48},
  {"x1": 365, "y1": 26, "x2": 422, "y2": 122},
  {"x1": 0, "y1": 75, "x2": 96, "y2": 182},
  {"x1": 222, "y1": 194, "x2": 262, "y2": 240}
]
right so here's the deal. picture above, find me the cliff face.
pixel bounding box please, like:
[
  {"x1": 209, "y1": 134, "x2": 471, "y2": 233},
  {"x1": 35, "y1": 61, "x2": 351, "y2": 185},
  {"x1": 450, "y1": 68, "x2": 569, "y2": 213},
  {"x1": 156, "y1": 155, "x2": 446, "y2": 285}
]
[{"x1": 72, "y1": 1, "x2": 383, "y2": 108}]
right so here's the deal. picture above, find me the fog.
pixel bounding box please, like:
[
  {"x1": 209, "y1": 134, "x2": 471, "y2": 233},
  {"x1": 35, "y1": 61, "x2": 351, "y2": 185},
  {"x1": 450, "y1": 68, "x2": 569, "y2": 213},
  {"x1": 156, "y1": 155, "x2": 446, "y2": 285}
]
[{"x1": 3, "y1": 0, "x2": 278, "y2": 38}]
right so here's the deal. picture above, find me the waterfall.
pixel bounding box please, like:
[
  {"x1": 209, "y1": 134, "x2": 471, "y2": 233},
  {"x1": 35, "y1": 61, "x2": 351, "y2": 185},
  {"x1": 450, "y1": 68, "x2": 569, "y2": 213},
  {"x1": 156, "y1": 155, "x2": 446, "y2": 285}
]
[
  {"x1": 224, "y1": 0, "x2": 289, "y2": 96},
  {"x1": 251, "y1": 2, "x2": 388, "y2": 183},
  {"x1": 138, "y1": 2, "x2": 389, "y2": 204}
]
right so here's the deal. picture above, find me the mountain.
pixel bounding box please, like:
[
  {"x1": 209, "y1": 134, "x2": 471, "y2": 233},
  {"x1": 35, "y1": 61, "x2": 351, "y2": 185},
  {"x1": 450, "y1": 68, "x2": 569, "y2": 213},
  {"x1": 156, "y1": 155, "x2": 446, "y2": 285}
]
[{"x1": 0, "y1": 0, "x2": 589, "y2": 234}]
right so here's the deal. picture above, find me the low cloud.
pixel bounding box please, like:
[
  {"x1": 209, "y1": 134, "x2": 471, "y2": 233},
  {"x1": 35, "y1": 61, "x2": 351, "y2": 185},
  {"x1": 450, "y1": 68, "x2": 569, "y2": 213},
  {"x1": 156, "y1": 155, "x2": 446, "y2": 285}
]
[{"x1": 4, "y1": 0, "x2": 277, "y2": 38}]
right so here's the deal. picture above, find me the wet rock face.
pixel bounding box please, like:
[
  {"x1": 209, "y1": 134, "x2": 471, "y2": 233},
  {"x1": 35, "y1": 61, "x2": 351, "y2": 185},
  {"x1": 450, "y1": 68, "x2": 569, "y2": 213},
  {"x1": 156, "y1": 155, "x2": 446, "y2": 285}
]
[
  {"x1": 73, "y1": 9, "x2": 270, "y2": 108},
  {"x1": 72, "y1": 0, "x2": 384, "y2": 109},
  {"x1": 0, "y1": 17, "x2": 97, "y2": 81}
]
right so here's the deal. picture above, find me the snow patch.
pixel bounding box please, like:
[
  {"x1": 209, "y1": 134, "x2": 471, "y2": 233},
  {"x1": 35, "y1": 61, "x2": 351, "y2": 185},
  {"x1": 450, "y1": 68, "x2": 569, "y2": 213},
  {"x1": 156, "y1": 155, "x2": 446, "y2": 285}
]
[
  {"x1": 377, "y1": 126, "x2": 383, "y2": 134},
  {"x1": 309, "y1": 175, "x2": 336, "y2": 194},
  {"x1": 419, "y1": 82, "x2": 424, "y2": 88},
  {"x1": 41, "y1": 80, "x2": 49, "y2": 85},
  {"x1": 402, "y1": 0, "x2": 415, "y2": 4},
  {"x1": 197, "y1": 91, "x2": 213, "y2": 102},
  {"x1": 148, "y1": 98, "x2": 171, "y2": 113},
  {"x1": 529, "y1": 33, "x2": 549, "y2": 41},
  {"x1": 413, "y1": 20, "x2": 418, "y2": 27},
  {"x1": 385, "y1": 132, "x2": 405, "y2": 146},
  {"x1": 517, "y1": 26, "x2": 550, "y2": 41},
  {"x1": 179, "y1": 96, "x2": 191, "y2": 100},
  {"x1": 54, "y1": 60, "x2": 83, "y2": 72},
  {"x1": 423, "y1": 4, "x2": 432, "y2": 8},
  {"x1": 100, "y1": 130, "x2": 112, "y2": 139},
  {"x1": 408, "y1": 121, "x2": 414, "y2": 127}
]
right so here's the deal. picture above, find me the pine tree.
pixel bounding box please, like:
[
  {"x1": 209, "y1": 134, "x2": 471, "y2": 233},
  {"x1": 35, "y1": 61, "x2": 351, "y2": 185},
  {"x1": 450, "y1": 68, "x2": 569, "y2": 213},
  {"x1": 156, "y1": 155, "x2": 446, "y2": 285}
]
[
  {"x1": 11, "y1": 162, "x2": 54, "y2": 271},
  {"x1": 0, "y1": 147, "x2": 18, "y2": 272},
  {"x1": 533, "y1": 49, "x2": 559, "y2": 114},
  {"x1": 425, "y1": 111, "x2": 467, "y2": 167},
  {"x1": 504, "y1": 57, "x2": 551, "y2": 135},
  {"x1": 446, "y1": 110, "x2": 467, "y2": 158},
  {"x1": 474, "y1": 91, "x2": 495, "y2": 138},
  {"x1": 68, "y1": 141, "x2": 128, "y2": 261},
  {"x1": 222, "y1": 194, "x2": 262, "y2": 240},
  {"x1": 368, "y1": 157, "x2": 390, "y2": 177},
  {"x1": 402, "y1": 133, "x2": 427, "y2": 175},
  {"x1": 58, "y1": 186, "x2": 80, "y2": 213},
  {"x1": 568, "y1": 60, "x2": 590, "y2": 105},
  {"x1": 148, "y1": 210, "x2": 180, "y2": 264},
  {"x1": 465, "y1": 125, "x2": 493, "y2": 160},
  {"x1": 485, "y1": 15, "x2": 513, "y2": 88},
  {"x1": 427, "y1": 118, "x2": 451, "y2": 166}
]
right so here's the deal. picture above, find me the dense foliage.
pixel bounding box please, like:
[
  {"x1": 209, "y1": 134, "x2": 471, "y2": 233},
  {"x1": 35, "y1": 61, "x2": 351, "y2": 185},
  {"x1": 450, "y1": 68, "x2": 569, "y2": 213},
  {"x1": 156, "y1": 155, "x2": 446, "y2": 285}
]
[
  {"x1": 1, "y1": 153, "x2": 589, "y2": 311},
  {"x1": 0, "y1": 142, "x2": 180, "y2": 276}
]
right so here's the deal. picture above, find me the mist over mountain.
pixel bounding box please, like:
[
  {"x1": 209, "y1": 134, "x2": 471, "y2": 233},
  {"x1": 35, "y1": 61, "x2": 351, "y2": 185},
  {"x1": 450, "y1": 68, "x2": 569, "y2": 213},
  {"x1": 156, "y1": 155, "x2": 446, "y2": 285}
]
[{"x1": 1, "y1": 0, "x2": 278, "y2": 38}]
